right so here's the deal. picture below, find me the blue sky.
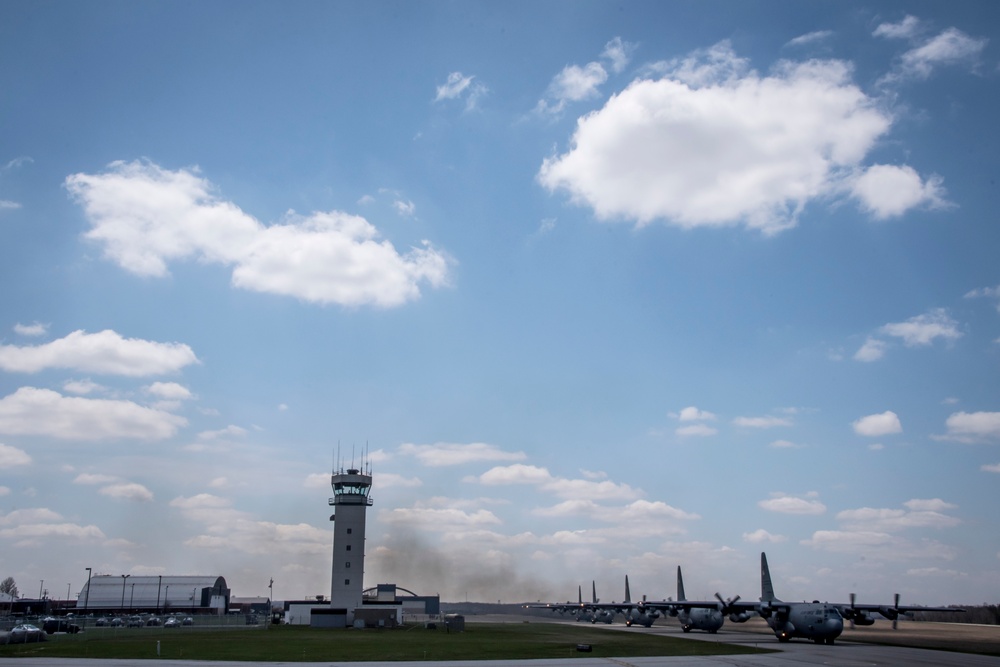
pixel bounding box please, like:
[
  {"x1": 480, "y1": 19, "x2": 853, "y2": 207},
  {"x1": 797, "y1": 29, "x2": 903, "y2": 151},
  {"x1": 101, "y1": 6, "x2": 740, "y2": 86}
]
[{"x1": 1, "y1": 1, "x2": 998, "y2": 607}]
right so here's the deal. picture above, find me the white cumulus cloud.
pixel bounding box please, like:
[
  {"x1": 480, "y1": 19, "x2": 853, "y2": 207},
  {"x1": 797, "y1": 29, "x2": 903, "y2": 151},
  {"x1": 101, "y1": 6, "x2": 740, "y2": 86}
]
[
  {"x1": 99, "y1": 482, "x2": 154, "y2": 502},
  {"x1": 65, "y1": 160, "x2": 452, "y2": 308},
  {"x1": 144, "y1": 382, "x2": 193, "y2": 400},
  {"x1": 13, "y1": 322, "x2": 48, "y2": 337},
  {"x1": 675, "y1": 423, "x2": 718, "y2": 437},
  {"x1": 853, "y1": 411, "x2": 902, "y2": 437},
  {"x1": 873, "y1": 16, "x2": 922, "y2": 40},
  {"x1": 734, "y1": 415, "x2": 793, "y2": 428},
  {"x1": 896, "y1": 27, "x2": 988, "y2": 81},
  {"x1": 0, "y1": 387, "x2": 186, "y2": 440},
  {"x1": 879, "y1": 308, "x2": 962, "y2": 347},
  {"x1": 0, "y1": 329, "x2": 198, "y2": 376},
  {"x1": 743, "y1": 528, "x2": 787, "y2": 543},
  {"x1": 398, "y1": 442, "x2": 526, "y2": 467},
  {"x1": 477, "y1": 464, "x2": 640, "y2": 501},
  {"x1": 758, "y1": 493, "x2": 826, "y2": 515},
  {"x1": 677, "y1": 406, "x2": 716, "y2": 421},
  {"x1": 854, "y1": 337, "x2": 887, "y2": 362},
  {"x1": 434, "y1": 72, "x2": 488, "y2": 111},
  {"x1": 539, "y1": 42, "x2": 928, "y2": 233},
  {"x1": 851, "y1": 164, "x2": 947, "y2": 219},
  {"x1": 940, "y1": 411, "x2": 1000, "y2": 443},
  {"x1": 0, "y1": 443, "x2": 31, "y2": 468}
]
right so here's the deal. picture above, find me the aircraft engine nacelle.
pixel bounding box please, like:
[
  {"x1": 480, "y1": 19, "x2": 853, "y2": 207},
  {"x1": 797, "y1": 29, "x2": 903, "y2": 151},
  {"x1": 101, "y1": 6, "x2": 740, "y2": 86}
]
[
  {"x1": 728, "y1": 611, "x2": 753, "y2": 623},
  {"x1": 878, "y1": 607, "x2": 899, "y2": 621},
  {"x1": 852, "y1": 613, "x2": 875, "y2": 626}
]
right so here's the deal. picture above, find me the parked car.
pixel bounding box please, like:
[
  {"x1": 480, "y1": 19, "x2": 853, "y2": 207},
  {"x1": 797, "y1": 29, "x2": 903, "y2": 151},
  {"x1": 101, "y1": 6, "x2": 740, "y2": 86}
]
[
  {"x1": 164, "y1": 617, "x2": 180, "y2": 628},
  {"x1": 145, "y1": 617, "x2": 161, "y2": 627},
  {"x1": 42, "y1": 618, "x2": 82, "y2": 634},
  {"x1": 7, "y1": 624, "x2": 47, "y2": 643},
  {"x1": 182, "y1": 617, "x2": 194, "y2": 626},
  {"x1": 127, "y1": 616, "x2": 144, "y2": 628},
  {"x1": 95, "y1": 617, "x2": 108, "y2": 627},
  {"x1": 110, "y1": 617, "x2": 124, "y2": 627}
]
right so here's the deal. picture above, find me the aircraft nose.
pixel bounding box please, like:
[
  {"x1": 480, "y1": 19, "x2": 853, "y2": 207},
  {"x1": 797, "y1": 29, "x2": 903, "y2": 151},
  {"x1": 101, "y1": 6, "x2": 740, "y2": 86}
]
[{"x1": 829, "y1": 617, "x2": 844, "y2": 634}]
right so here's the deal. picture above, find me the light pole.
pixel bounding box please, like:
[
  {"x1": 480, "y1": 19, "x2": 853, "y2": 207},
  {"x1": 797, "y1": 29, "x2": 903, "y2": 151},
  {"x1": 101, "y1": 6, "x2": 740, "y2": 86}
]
[
  {"x1": 67, "y1": 583, "x2": 71, "y2": 606},
  {"x1": 120, "y1": 574, "x2": 130, "y2": 612},
  {"x1": 130, "y1": 582, "x2": 135, "y2": 611},
  {"x1": 84, "y1": 568, "x2": 92, "y2": 614},
  {"x1": 165, "y1": 585, "x2": 170, "y2": 611},
  {"x1": 39, "y1": 580, "x2": 44, "y2": 599},
  {"x1": 156, "y1": 575, "x2": 162, "y2": 613}
]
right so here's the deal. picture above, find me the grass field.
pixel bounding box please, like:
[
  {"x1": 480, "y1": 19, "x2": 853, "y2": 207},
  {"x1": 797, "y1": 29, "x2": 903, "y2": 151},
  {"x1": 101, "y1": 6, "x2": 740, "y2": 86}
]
[{"x1": 0, "y1": 622, "x2": 773, "y2": 661}]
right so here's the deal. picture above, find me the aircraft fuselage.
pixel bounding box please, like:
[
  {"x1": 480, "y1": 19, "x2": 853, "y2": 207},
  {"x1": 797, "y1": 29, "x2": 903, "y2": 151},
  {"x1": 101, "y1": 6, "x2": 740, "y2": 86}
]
[
  {"x1": 765, "y1": 603, "x2": 844, "y2": 644},
  {"x1": 678, "y1": 607, "x2": 724, "y2": 633},
  {"x1": 624, "y1": 607, "x2": 659, "y2": 627}
]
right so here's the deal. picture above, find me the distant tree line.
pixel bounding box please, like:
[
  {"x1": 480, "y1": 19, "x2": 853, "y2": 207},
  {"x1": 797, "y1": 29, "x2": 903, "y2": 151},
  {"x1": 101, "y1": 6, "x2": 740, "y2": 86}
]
[{"x1": 914, "y1": 605, "x2": 999, "y2": 625}]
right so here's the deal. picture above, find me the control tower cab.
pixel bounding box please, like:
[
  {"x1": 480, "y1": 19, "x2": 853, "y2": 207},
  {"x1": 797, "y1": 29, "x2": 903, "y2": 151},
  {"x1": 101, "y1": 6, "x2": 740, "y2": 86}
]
[{"x1": 329, "y1": 467, "x2": 372, "y2": 621}]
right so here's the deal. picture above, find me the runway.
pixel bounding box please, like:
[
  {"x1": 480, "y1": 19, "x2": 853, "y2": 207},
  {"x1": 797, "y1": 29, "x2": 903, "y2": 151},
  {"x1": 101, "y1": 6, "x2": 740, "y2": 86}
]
[
  {"x1": 600, "y1": 617, "x2": 1000, "y2": 666},
  {"x1": 2, "y1": 617, "x2": 998, "y2": 666}
]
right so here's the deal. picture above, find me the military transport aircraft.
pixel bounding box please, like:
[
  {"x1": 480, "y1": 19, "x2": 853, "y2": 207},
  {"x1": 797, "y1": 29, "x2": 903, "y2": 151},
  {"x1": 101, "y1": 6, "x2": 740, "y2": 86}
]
[
  {"x1": 717, "y1": 552, "x2": 964, "y2": 644},
  {"x1": 641, "y1": 566, "x2": 727, "y2": 633},
  {"x1": 525, "y1": 577, "x2": 660, "y2": 626},
  {"x1": 620, "y1": 576, "x2": 661, "y2": 627},
  {"x1": 524, "y1": 581, "x2": 613, "y2": 623}
]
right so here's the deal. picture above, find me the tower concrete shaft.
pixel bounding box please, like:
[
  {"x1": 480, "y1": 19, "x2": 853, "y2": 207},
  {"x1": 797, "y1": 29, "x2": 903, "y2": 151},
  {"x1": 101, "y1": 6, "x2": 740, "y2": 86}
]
[{"x1": 329, "y1": 468, "x2": 372, "y2": 620}]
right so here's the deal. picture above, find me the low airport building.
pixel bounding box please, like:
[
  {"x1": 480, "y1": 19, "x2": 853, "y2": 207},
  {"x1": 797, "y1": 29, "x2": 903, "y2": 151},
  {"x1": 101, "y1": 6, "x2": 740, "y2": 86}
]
[
  {"x1": 228, "y1": 596, "x2": 271, "y2": 615},
  {"x1": 283, "y1": 584, "x2": 439, "y2": 628}
]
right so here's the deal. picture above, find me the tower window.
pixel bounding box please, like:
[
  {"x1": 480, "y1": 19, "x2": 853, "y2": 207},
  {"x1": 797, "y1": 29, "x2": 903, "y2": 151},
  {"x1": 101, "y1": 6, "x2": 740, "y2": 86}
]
[
  {"x1": 346, "y1": 562, "x2": 351, "y2": 568},
  {"x1": 345, "y1": 579, "x2": 350, "y2": 585},
  {"x1": 346, "y1": 545, "x2": 351, "y2": 551},
  {"x1": 347, "y1": 528, "x2": 352, "y2": 534}
]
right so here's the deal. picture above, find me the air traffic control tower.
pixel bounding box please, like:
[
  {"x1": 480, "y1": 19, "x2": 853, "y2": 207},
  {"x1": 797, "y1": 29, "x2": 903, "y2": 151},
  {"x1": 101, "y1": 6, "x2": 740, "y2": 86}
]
[{"x1": 329, "y1": 467, "x2": 372, "y2": 622}]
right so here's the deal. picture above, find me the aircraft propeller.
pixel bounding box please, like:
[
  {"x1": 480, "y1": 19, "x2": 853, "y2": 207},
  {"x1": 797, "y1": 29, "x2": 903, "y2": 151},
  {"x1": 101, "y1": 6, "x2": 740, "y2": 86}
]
[
  {"x1": 877, "y1": 592, "x2": 903, "y2": 629},
  {"x1": 713, "y1": 592, "x2": 741, "y2": 613}
]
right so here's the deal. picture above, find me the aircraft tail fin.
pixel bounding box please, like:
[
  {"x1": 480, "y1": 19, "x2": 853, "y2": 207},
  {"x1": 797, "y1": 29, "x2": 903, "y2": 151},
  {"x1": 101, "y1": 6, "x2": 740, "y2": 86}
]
[
  {"x1": 625, "y1": 575, "x2": 632, "y2": 604},
  {"x1": 578, "y1": 585, "x2": 582, "y2": 605},
  {"x1": 760, "y1": 552, "x2": 776, "y2": 602},
  {"x1": 676, "y1": 566, "x2": 687, "y2": 602},
  {"x1": 592, "y1": 581, "x2": 598, "y2": 604}
]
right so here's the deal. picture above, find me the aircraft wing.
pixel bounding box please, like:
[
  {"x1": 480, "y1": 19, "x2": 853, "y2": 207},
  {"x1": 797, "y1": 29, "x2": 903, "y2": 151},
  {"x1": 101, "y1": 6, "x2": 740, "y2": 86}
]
[
  {"x1": 646, "y1": 592, "x2": 785, "y2": 615},
  {"x1": 848, "y1": 603, "x2": 962, "y2": 615},
  {"x1": 834, "y1": 592, "x2": 964, "y2": 623},
  {"x1": 725, "y1": 599, "x2": 788, "y2": 613},
  {"x1": 838, "y1": 599, "x2": 964, "y2": 621},
  {"x1": 522, "y1": 602, "x2": 585, "y2": 612},
  {"x1": 640, "y1": 598, "x2": 721, "y2": 612},
  {"x1": 522, "y1": 601, "x2": 629, "y2": 613}
]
